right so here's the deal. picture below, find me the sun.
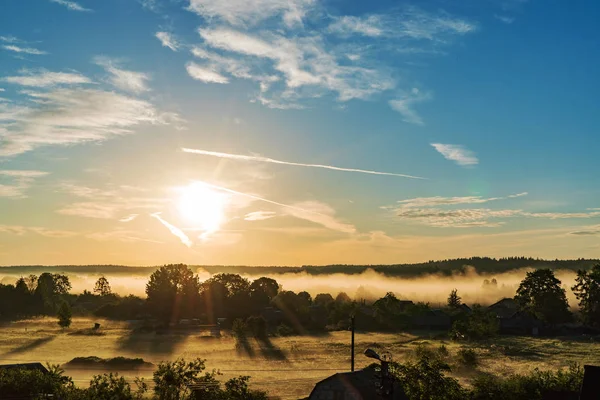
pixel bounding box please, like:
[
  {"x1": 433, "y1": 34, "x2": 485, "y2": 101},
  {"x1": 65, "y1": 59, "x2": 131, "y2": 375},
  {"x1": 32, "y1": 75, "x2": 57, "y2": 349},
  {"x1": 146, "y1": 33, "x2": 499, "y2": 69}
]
[{"x1": 177, "y1": 182, "x2": 226, "y2": 233}]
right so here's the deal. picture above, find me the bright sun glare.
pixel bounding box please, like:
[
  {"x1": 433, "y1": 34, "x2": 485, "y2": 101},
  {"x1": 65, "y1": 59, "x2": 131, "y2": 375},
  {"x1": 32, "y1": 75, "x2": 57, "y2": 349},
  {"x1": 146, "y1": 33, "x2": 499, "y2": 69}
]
[{"x1": 177, "y1": 182, "x2": 226, "y2": 234}]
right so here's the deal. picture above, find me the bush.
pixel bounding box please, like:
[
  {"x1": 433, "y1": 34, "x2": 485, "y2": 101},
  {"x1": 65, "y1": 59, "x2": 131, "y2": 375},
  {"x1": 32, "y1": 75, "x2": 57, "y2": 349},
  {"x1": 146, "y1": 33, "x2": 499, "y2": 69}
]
[
  {"x1": 276, "y1": 323, "x2": 294, "y2": 337},
  {"x1": 85, "y1": 373, "x2": 147, "y2": 400},
  {"x1": 452, "y1": 305, "x2": 499, "y2": 341},
  {"x1": 393, "y1": 356, "x2": 466, "y2": 400},
  {"x1": 471, "y1": 363, "x2": 583, "y2": 400},
  {"x1": 437, "y1": 344, "x2": 449, "y2": 358},
  {"x1": 232, "y1": 318, "x2": 248, "y2": 339},
  {"x1": 457, "y1": 348, "x2": 478, "y2": 367},
  {"x1": 0, "y1": 364, "x2": 74, "y2": 399}
]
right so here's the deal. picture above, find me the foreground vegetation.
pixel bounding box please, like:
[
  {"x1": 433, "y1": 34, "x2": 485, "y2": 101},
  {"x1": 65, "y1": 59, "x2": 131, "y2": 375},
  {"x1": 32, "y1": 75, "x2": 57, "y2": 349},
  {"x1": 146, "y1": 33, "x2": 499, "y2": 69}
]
[{"x1": 0, "y1": 351, "x2": 586, "y2": 400}]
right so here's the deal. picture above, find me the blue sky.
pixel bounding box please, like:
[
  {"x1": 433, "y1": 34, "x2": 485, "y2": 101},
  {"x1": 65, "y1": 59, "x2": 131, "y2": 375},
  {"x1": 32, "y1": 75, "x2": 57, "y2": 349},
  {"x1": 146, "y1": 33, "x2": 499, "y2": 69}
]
[{"x1": 0, "y1": 0, "x2": 599, "y2": 265}]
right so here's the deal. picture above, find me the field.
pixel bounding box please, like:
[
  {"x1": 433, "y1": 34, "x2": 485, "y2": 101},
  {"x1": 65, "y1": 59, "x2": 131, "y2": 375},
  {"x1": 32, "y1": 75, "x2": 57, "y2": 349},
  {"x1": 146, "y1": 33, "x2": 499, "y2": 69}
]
[{"x1": 1, "y1": 318, "x2": 599, "y2": 399}]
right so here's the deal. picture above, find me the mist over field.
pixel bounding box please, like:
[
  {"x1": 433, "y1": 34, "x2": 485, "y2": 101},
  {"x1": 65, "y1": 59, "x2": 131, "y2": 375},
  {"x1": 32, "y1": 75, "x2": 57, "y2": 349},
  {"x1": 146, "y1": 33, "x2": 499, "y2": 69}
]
[{"x1": 0, "y1": 266, "x2": 582, "y2": 307}]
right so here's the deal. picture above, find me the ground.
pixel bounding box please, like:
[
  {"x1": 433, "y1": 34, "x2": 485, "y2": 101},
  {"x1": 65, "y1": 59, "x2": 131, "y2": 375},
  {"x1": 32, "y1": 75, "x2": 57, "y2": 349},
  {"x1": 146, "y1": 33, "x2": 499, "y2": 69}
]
[{"x1": 0, "y1": 318, "x2": 599, "y2": 400}]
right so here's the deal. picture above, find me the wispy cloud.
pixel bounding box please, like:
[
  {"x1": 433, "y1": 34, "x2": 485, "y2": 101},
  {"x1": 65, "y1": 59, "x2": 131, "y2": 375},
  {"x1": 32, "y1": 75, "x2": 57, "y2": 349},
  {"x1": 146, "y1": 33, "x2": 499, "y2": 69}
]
[
  {"x1": 495, "y1": 15, "x2": 515, "y2": 24},
  {"x1": 186, "y1": 62, "x2": 229, "y2": 84},
  {"x1": 2, "y1": 45, "x2": 47, "y2": 55},
  {"x1": 119, "y1": 214, "x2": 139, "y2": 223},
  {"x1": 86, "y1": 229, "x2": 160, "y2": 243},
  {"x1": 283, "y1": 200, "x2": 356, "y2": 233},
  {"x1": 391, "y1": 192, "x2": 600, "y2": 228},
  {"x1": 0, "y1": 225, "x2": 76, "y2": 237},
  {"x1": 187, "y1": 0, "x2": 314, "y2": 28},
  {"x1": 2, "y1": 70, "x2": 91, "y2": 87},
  {"x1": 394, "y1": 192, "x2": 528, "y2": 208},
  {"x1": 198, "y1": 27, "x2": 395, "y2": 104},
  {"x1": 192, "y1": 180, "x2": 355, "y2": 233},
  {"x1": 151, "y1": 212, "x2": 192, "y2": 247},
  {"x1": 182, "y1": 147, "x2": 425, "y2": 179},
  {"x1": 0, "y1": 170, "x2": 49, "y2": 198},
  {"x1": 155, "y1": 32, "x2": 179, "y2": 51},
  {"x1": 244, "y1": 211, "x2": 277, "y2": 221},
  {"x1": 569, "y1": 225, "x2": 600, "y2": 236},
  {"x1": 95, "y1": 57, "x2": 151, "y2": 93},
  {"x1": 389, "y1": 88, "x2": 432, "y2": 125},
  {"x1": 328, "y1": 9, "x2": 476, "y2": 40},
  {"x1": 49, "y1": 0, "x2": 92, "y2": 12},
  {"x1": 0, "y1": 87, "x2": 177, "y2": 156},
  {"x1": 431, "y1": 143, "x2": 479, "y2": 166},
  {"x1": 57, "y1": 184, "x2": 167, "y2": 219},
  {"x1": 328, "y1": 15, "x2": 385, "y2": 37}
]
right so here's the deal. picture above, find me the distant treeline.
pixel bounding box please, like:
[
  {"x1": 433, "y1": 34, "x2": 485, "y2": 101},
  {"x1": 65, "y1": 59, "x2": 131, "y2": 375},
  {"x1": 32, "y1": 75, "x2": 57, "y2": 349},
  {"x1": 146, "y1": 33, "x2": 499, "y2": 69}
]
[{"x1": 1, "y1": 257, "x2": 599, "y2": 278}]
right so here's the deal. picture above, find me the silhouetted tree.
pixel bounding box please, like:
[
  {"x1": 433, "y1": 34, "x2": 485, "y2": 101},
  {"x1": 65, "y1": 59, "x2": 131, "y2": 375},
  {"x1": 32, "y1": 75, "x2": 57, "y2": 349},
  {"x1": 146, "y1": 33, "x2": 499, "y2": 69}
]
[
  {"x1": 94, "y1": 276, "x2": 112, "y2": 296},
  {"x1": 249, "y1": 277, "x2": 279, "y2": 312},
  {"x1": 146, "y1": 264, "x2": 200, "y2": 324},
  {"x1": 572, "y1": 264, "x2": 600, "y2": 327},
  {"x1": 35, "y1": 273, "x2": 71, "y2": 313},
  {"x1": 335, "y1": 292, "x2": 351, "y2": 304},
  {"x1": 314, "y1": 293, "x2": 334, "y2": 307},
  {"x1": 57, "y1": 301, "x2": 72, "y2": 328},
  {"x1": 515, "y1": 269, "x2": 571, "y2": 324},
  {"x1": 447, "y1": 289, "x2": 462, "y2": 308}
]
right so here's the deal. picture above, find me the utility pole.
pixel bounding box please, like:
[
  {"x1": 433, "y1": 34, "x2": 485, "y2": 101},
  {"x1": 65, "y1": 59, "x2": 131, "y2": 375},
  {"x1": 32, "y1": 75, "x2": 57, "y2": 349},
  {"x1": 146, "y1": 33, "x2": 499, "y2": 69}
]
[{"x1": 350, "y1": 315, "x2": 355, "y2": 372}]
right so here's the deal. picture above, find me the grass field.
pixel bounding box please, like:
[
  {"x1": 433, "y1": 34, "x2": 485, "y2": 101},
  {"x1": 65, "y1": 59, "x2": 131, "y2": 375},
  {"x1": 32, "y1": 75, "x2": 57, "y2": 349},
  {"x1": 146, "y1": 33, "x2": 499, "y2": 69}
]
[{"x1": 1, "y1": 318, "x2": 599, "y2": 399}]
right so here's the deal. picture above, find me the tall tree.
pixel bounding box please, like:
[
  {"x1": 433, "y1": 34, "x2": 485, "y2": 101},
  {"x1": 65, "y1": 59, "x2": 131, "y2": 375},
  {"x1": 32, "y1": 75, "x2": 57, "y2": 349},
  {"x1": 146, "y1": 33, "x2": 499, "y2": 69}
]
[
  {"x1": 249, "y1": 277, "x2": 279, "y2": 310},
  {"x1": 515, "y1": 269, "x2": 571, "y2": 324},
  {"x1": 57, "y1": 301, "x2": 72, "y2": 329},
  {"x1": 447, "y1": 289, "x2": 462, "y2": 308},
  {"x1": 146, "y1": 264, "x2": 200, "y2": 324},
  {"x1": 572, "y1": 264, "x2": 600, "y2": 327},
  {"x1": 94, "y1": 276, "x2": 112, "y2": 296},
  {"x1": 35, "y1": 273, "x2": 71, "y2": 313}
]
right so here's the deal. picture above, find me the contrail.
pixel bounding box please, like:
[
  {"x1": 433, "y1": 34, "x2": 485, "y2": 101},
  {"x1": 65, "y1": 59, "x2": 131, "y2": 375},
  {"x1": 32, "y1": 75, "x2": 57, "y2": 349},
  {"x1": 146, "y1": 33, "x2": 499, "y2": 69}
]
[
  {"x1": 151, "y1": 212, "x2": 192, "y2": 247},
  {"x1": 182, "y1": 148, "x2": 426, "y2": 180},
  {"x1": 198, "y1": 181, "x2": 323, "y2": 216}
]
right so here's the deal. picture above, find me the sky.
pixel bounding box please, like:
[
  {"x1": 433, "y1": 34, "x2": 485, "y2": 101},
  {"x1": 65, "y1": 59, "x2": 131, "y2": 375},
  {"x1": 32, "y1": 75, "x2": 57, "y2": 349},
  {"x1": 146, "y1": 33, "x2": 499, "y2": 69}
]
[{"x1": 0, "y1": 0, "x2": 599, "y2": 266}]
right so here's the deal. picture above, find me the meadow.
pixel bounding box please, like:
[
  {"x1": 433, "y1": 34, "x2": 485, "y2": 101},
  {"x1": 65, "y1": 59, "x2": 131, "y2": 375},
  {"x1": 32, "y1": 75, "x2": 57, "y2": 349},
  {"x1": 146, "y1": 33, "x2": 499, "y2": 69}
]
[{"x1": 1, "y1": 318, "x2": 599, "y2": 399}]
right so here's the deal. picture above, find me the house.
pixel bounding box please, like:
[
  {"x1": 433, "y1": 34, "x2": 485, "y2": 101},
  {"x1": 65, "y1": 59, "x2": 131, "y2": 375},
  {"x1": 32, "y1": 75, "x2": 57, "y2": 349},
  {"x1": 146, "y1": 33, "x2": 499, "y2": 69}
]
[
  {"x1": 487, "y1": 298, "x2": 542, "y2": 335},
  {"x1": 457, "y1": 304, "x2": 472, "y2": 314},
  {"x1": 0, "y1": 363, "x2": 51, "y2": 400},
  {"x1": 308, "y1": 365, "x2": 406, "y2": 400},
  {"x1": 488, "y1": 298, "x2": 519, "y2": 319},
  {"x1": 412, "y1": 309, "x2": 451, "y2": 330},
  {"x1": 0, "y1": 362, "x2": 49, "y2": 373}
]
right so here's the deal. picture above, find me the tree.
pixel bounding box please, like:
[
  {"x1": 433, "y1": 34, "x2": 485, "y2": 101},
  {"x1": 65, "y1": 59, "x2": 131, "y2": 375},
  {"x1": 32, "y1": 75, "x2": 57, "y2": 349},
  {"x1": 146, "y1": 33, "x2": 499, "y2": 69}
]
[
  {"x1": 314, "y1": 293, "x2": 334, "y2": 307},
  {"x1": 515, "y1": 269, "x2": 571, "y2": 324},
  {"x1": 447, "y1": 289, "x2": 462, "y2": 308},
  {"x1": 335, "y1": 292, "x2": 351, "y2": 304},
  {"x1": 94, "y1": 276, "x2": 112, "y2": 296},
  {"x1": 572, "y1": 264, "x2": 600, "y2": 327},
  {"x1": 86, "y1": 373, "x2": 147, "y2": 400},
  {"x1": 152, "y1": 358, "x2": 220, "y2": 400},
  {"x1": 451, "y1": 305, "x2": 499, "y2": 340},
  {"x1": 57, "y1": 301, "x2": 72, "y2": 329},
  {"x1": 35, "y1": 273, "x2": 71, "y2": 314},
  {"x1": 146, "y1": 264, "x2": 200, "y2": 324}
]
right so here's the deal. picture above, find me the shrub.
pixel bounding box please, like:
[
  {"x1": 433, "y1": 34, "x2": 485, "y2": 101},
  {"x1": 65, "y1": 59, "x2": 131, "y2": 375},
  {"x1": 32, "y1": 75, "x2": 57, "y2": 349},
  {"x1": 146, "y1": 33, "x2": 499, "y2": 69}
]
[
  {"x1": 276, "y1": 323, "x2": 294, "y2": 337},
  {"x1": 457, "y1": 348, "x2": 478, "y2": 367},
  {"x1": 232, "y1": 318, "x2": 248, "y2": 339},
  {"x1": 471, "y1": 363, "x2": 583, "y2": 400},
  {"x1": 85, "y1": 373, "x2": 147, "y2": 400},
  {"x1": 393, "y1": 356, "x2": 466, "y2": 400},
  {"x1": 451, "y1": 305, "x2": 498, "y2": 341},
  {"x1": 437, "y1": 344, "x2": 449, "y2": 358}
]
